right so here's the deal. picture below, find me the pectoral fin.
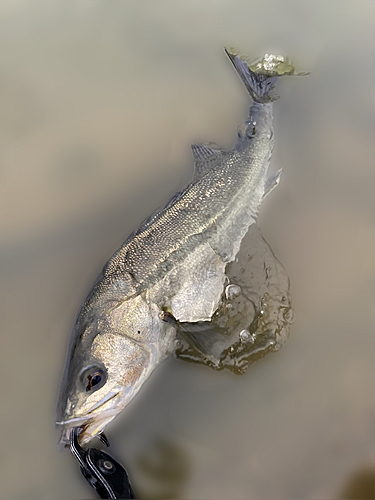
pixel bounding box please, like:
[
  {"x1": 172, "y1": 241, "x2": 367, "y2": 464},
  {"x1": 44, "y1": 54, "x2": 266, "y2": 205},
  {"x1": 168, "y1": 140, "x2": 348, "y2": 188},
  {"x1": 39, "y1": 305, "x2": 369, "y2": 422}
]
[
  {"x1": 161, "y1": 311, "x2": 226, "y2": 358},
  {"x1": 177, "y1": 321, "x2": 227, "y2": 359},
  {"x1": 263, "y1": 169, "x2": 282, "y2": 198}
]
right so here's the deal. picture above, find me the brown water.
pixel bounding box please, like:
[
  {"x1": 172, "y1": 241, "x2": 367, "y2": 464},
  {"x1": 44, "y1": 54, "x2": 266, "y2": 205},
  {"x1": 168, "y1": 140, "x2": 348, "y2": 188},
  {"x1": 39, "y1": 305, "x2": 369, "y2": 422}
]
[{"x1": 1, "y1": 1, "x2": 374, "y2": 499}]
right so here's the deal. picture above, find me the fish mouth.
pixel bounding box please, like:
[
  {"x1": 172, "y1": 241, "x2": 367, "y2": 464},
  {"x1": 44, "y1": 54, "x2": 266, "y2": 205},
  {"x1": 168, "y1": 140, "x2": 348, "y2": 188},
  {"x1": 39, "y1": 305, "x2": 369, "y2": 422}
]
[
  {"x1": 57, "y1": 409, "x2": 120, "y2": 446},
  {"x1": 56, "y1": 386, "x2": 122, "y2": 426},
  {"x1": 56, "y1": 388, "x2": 122, "y2": 445},
  {"x1": 58, "y1": 412, "x2": 118, "y2": 446},
  {"x1": 56, "y1": 414, "x2": 93, "y2": 429}
]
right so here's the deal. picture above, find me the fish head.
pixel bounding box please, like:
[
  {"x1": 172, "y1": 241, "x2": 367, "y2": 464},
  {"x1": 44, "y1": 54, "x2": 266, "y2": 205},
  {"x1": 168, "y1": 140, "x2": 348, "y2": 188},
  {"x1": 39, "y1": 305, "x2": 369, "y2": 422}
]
[{"x1": 56, "y1": 288, "x2": 170, "y2": 445}]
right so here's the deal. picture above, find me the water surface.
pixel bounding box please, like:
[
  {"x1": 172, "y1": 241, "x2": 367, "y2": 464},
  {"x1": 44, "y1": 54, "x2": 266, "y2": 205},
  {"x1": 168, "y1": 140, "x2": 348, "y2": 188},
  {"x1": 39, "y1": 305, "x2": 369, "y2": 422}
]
[{"x1": 0, "y1": 1, "x2": 374, "y2": 498}]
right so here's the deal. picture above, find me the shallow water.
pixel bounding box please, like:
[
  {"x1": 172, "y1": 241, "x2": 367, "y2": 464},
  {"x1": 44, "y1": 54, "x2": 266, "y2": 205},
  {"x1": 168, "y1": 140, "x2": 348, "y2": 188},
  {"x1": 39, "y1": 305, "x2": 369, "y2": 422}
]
[{"x1": 1, "y1": 1, "x2": 374, "y2": 499}]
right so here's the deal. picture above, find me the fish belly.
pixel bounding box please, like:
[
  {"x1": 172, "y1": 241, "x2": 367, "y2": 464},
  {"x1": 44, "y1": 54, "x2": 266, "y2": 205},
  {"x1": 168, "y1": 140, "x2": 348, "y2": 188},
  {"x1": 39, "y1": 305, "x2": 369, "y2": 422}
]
[
  {"x1": 149, "y1": 173, "x2": 266, "y2": 323},
  {"x1": 150, "y1": 241, "x2": 226, "y2": 323}
]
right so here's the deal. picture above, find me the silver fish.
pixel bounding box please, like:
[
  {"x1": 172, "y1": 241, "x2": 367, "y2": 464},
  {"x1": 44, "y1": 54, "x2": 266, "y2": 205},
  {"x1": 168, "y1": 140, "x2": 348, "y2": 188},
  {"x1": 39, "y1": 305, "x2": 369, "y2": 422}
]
[{"x1": 56, "y1": 49, "x2": 295, "y2": 444}]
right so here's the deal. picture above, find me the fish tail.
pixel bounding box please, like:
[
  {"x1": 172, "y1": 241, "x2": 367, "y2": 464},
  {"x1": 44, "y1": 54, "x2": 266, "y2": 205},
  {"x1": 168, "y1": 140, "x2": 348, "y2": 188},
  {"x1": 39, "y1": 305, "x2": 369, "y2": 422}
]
[{"x1": 225, "y1": 48, "x2": 299, "y2": 103}]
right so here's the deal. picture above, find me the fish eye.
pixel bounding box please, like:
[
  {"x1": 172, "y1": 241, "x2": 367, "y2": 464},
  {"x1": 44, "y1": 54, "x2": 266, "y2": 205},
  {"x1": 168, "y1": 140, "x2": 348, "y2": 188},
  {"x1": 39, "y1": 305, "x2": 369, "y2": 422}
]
[
  {"x1": 79, "y1": 365, "x2": 106, "y2": 393},
  {"x1": 87, "y1": 373, "x2": 102, "y2": 391}
]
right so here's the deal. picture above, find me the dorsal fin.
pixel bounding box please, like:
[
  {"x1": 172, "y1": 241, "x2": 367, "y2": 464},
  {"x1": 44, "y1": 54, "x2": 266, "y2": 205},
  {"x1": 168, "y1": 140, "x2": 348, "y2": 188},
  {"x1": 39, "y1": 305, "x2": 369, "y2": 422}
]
[{"x1": 191, "y1": 142, "x2": 229, "y2": 181}]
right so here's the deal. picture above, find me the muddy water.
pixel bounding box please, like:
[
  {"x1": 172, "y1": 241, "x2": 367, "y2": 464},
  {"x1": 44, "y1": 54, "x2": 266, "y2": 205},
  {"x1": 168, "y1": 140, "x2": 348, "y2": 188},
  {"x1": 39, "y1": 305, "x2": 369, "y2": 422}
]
[{"x1": 0, "y1": 1, "x2": 374, "y2": 499}]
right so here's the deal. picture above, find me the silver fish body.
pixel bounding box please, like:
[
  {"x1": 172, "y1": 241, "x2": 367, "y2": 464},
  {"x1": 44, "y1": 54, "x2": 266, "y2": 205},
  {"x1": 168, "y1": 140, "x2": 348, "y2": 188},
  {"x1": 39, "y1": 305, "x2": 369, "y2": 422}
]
[{"x1": 56, "y1": 50, "x2": 293, "y2": 444}]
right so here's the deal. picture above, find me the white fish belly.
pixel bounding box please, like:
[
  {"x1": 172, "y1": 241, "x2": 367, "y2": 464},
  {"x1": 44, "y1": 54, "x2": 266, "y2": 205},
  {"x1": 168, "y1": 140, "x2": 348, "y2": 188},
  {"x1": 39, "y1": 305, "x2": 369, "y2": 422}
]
[
  {"x1": 150, "y1": 241, "x2": 226, "y2": 323},
  {"x1": 149, "y1": 178, "x2": 266, "y2": 323}
]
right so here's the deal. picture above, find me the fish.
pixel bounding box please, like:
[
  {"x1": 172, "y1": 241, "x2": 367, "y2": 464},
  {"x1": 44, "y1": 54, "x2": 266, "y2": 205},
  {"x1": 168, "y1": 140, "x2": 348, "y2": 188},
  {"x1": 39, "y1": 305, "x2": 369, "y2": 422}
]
[{"x1": 56, "y1": 48, "x2": 296, "y2": 445}]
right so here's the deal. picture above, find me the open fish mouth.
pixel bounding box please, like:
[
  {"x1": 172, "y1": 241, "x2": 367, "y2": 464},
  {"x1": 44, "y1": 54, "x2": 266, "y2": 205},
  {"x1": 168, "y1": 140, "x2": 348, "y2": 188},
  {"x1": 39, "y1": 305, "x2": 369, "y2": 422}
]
[
  {"x1": 56, "y1": 388, "x2": 122, "y2": 445},
  {"x1": 57, "y1": 411, "x2": 119, "y2": 446},
  {"x1": 57, "y1": 416, "x2": 95, "y2": 447},
  {"x1": 56, "y1": 386, "x2": 122, "y2": 426}
]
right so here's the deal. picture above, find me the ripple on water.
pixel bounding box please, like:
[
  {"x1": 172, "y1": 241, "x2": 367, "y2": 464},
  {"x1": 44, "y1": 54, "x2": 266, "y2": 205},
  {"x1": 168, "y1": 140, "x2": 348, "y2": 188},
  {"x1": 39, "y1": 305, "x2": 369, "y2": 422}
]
[{"x1": 174, "y1": 224, "x2": 294, "y2": 375}]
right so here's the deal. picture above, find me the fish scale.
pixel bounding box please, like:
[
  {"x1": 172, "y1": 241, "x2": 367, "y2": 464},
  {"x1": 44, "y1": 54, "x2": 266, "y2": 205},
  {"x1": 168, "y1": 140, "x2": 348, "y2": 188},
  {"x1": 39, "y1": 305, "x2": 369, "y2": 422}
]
[
  {"x1": 102, "y1": 128, "x2": 271, "y2": 289},
  {"x1": 56, "y1": 49, "x2": 295, "y2": 445}
]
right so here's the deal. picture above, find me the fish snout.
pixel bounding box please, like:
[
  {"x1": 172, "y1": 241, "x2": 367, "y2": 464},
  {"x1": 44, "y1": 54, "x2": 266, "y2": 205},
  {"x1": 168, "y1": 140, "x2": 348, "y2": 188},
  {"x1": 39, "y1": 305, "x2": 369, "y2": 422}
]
[{"x1": 56, "y1": 391, "x2": 80, "y2": 426}]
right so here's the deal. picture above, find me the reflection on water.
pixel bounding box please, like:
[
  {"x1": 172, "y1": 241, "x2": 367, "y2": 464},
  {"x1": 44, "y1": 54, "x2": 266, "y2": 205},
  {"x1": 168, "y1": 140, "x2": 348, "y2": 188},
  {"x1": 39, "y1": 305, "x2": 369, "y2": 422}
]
[
  {"x1": 175, "y1": 224, "x2": 293, "y2": 374},
  {"x1": 340, "y1": 466, "x2": 375, "y2": 500},
  {"x1": 135, "y1": 439, "x2": 190, "y2": 499}
]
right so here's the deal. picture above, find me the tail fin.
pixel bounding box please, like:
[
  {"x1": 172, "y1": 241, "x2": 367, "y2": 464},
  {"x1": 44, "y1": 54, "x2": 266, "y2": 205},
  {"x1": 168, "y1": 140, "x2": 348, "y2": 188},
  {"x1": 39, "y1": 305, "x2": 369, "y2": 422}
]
[{"x1": 225, "y1": 48, "x2": 301, "y2": 103}]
